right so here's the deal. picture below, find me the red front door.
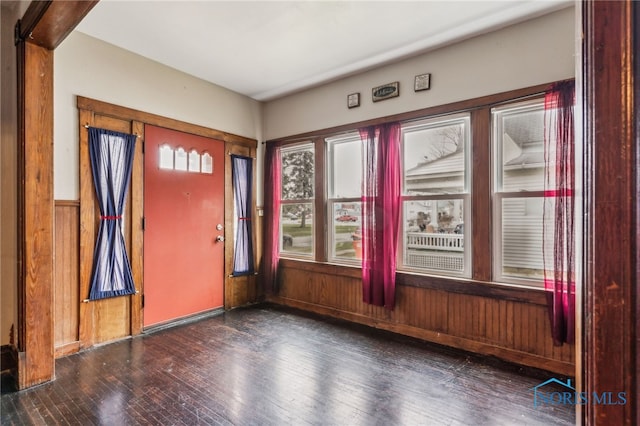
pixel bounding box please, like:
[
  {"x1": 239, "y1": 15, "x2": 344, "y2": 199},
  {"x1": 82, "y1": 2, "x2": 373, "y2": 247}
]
[{"x1": 143, "y1": 124, "x2": 224, "y2": 327}]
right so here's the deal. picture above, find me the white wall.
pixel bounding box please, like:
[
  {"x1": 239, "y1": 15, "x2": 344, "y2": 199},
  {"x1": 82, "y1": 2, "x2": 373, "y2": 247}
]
[
  {"x1": 54, "y1": 31, "x2": 263, "y2": 201},
  {"x1": 263, "y1": 7, "x2": 575, "y2": 140}
]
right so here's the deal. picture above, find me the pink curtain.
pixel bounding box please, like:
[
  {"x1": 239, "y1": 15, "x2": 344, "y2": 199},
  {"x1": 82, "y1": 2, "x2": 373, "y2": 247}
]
[
  {"x1": 543, "y1": 80, "x2": 575, "y2": 345},
  {"x1": 359, "y1": 123, "x2": 401, "y2": 309},
  {"x1": 263, "y1": 145, "x2": 282, "y2": 293}
]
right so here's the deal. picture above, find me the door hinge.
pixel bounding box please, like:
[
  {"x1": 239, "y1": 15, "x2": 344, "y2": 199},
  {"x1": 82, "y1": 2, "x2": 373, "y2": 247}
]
[
  {"x1": 141, "y1": 140, "x2": 145, "y2": 154},
  {"x1": 141, "y1": 294, "x2": 144, "y2": 308},
  {"x1": 142, "y1": 217, "x2": 145, "y2": 230}
]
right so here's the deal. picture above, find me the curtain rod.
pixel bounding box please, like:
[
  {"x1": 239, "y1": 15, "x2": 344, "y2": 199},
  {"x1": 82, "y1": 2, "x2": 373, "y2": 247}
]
[{"x1": 84, "y1": 123, "x2": 140, "y2": 138}]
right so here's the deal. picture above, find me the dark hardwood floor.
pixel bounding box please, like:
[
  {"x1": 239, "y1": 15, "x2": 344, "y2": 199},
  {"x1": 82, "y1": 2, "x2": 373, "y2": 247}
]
[{"x1": 2, "y1": 304, "x2": 575, "y2": 425}]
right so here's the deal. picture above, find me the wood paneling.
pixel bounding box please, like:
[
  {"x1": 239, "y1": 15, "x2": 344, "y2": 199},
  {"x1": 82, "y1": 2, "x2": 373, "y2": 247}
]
[
  {"x1": 79, "y1": 114, "x2": 134, "y2": 346},
  {"x1": 16, "y1": 40, "x2": 54, "y2": 389},
  {"x1": 54, "y1": 201, "x2": 80, "y2": 353},
  {"x1": 224, "y1": 142, "x2": 260, "y2": 308},
  {"x1": 271, "y1": 261, "x2": 575, "y2": 376}
]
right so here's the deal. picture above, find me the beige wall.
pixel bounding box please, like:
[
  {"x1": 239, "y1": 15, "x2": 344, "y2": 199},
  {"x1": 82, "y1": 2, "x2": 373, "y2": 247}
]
[
  {"x1": 263, "y1": 7, "x2": 575, "y2": 140},
  {"x1": 54, "y1": 31, "x2": 264, "y2": 201},
  {"x1": 1, "y1": 1, "x2": 30, "y2": 346}
]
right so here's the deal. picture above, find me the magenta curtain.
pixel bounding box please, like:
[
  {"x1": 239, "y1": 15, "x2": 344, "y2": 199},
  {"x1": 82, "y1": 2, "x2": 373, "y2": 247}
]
[
  {"x1": 359, "y1": 123, "x2": 401, "y2": 309},
  {"x1": 263, "y1": 145, "x2": 282, "y2": 293},
  {"x1": 543, "y1": 80, "x2": 575, "y2": 345}
]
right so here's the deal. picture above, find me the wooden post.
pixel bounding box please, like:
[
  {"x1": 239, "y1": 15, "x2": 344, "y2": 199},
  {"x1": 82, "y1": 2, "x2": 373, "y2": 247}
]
[
  {"x1": 582, "y1": 1, "x2": 638, "y2": 424},
  {"x1": 16, "y1": 38, "x2": 55, "y2": 389}
]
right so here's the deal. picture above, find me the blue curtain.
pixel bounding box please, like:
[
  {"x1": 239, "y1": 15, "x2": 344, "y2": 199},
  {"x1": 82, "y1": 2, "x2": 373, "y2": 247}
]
[
  {"x1": 231, "y1": 154, "x2": 255, "y2": 276},
  {"x1": 88, "y1": 127, "x2": 137, "y2": 300}
]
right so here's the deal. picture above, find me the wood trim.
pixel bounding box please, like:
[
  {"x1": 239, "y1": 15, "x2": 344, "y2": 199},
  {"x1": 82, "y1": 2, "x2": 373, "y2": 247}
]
[
  {"x1": 53, "y1": 341, "x2": 81, "y2": 358},
  {"x1": 266, "y1": 83, "x2": 553, "y2": 144},
  {"x1": 17, "y1": 1, "x2": 98, "y2": 50},
  {"x1": 78, "y1": 109, "x2": 95, "y2": 349},
  {"x1": 129, "y1": 121, "x2": 145, "y2": 336},
  {"x1": 313, "y1": 137, "x2": 326, "y2": 262},
  {"x1": 583, "y1": 1, "x2": 638, "y2": 424},
  {"x1": 268, "y1": 295, "x2": 574, "y2": 376},
  {"x1": 470, "y1": 108, "x2": 491, "y2": 282},
  {"x1": 77, "y1": 96, "x2": 256, "y2": 147},
  {"x1": 55, "y1": 200, "x2": 80, "y2": 207},
  {"x1": 16, "y1": 41, "x2": 55, "y2": 389}
]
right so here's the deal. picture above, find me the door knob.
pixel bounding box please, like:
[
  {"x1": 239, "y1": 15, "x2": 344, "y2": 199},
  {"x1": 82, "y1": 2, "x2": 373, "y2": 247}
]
[{"x1": 215, "y1": 235, "x2": 225, "y2": 242}]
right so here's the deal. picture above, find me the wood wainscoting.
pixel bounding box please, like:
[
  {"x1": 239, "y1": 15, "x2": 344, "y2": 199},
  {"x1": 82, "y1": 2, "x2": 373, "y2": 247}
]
[
  {"x1": 53, "y1": 201, "x2": 80, "y2": 357},
  {"x1": 269, "y1": 259, "x2": 575, "y2": 376}
]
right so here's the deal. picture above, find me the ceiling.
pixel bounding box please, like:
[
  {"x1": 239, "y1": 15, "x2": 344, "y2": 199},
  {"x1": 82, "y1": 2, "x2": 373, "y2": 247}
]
[{"x1": 75, "y1": 1, "x2": 571, "y2": 102}]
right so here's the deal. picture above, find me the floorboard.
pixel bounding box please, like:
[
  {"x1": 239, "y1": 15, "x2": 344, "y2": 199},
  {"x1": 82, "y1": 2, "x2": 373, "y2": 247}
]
[{"x1": 1, "y1": 304, "x2": 575, "y2": 425}]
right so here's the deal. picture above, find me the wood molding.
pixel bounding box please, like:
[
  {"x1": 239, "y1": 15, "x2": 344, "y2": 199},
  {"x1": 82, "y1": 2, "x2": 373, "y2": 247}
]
[
  {"x1": 53, "y1": 341, "x2": 80, "y2": 358},
  {"x1": 129, "y1": 121, "x2": 145, "y2": 336},
  {"x1": 268, "y1": 295, "x2": 574, "y2": 376},
  {"x1": 17, "y1": 1, "x2": 98, "y2": 50},
  {"x1": 55, "y1": 200, "x2": 80, "y2": 207},
  {"x1": 78, "y1": 109, "x2": 96, "y2": 349},
  {"x1": 583, "y1": 1, "x2": 638, "y2": 424},
  {"x1": 470, "y1": 108, "x2": 492, "y2": 282},
  {"x1": 77, "y1": 96, "x2": 257, "y2": 147}
]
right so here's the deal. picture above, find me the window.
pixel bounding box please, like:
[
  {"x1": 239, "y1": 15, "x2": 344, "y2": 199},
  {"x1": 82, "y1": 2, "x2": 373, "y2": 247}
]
[
  {"x1": 274, "y1": 83, "x2": 571, "y2": 290},
  {"x1": 280, "y1": 143, "x2": 315, "y2": 257},
  {"x1": 400, "y1": 114, "x2": 470, "y2": 276},
  {"x1": 157, "y1": 145, "x2": 213, "y2": 174},
  {"x1": 492, "y1": 99, "x2": 546, "y2": 285},
  {"x1": 326, "y1": 133, "x2": 362, "y2": 263}
]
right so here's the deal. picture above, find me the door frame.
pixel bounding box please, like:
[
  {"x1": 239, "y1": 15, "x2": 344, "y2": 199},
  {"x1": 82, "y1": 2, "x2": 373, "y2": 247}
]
[{"x1": 77, "y1": 96, "x2": 257, "y2": 342}]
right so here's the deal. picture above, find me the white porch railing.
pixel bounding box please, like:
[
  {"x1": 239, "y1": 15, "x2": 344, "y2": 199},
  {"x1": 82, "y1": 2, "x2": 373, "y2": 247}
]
[{"x1": 406, "y1": 232, "x2": 464, "y2": 252}]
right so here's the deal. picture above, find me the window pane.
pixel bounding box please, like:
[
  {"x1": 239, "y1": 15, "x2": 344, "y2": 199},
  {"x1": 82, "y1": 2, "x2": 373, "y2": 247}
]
[
  {"x1": 188, "y1": 149, "x2": 200, "y2": 173},
  {"x1": 175, "y1": 147, "x2": 187, "y2": 171},
  {"x1": 500, "y1": 197, "x2": 545, "y2": 281},
  {"x1": 493, "y1": 102, "x2": 545, "y2": 192},
  {"x1": 330, "y1": 202, "x2": 361, "y2": 261},
  {"x1": 281, "y1": 203, "x2": 313, "y2": 256},
  {"x1": 403, "y1": 116, "x2": 468, "y2": 195},
  {"x1": 159, "y1": 144, "x2": 174, "y2": 170},
  {"x1": 327, "y1": 134, "x2": 362, "y2": 198},
  {"x1": 202, "y1": 152, "x2": 213, "y2": 174},
  {"x1": 281, "y1": 145, "x2": 314, "y2": 200},
  {"x1": 402, "y1": 199, "x2": 465, "y2": 273}
]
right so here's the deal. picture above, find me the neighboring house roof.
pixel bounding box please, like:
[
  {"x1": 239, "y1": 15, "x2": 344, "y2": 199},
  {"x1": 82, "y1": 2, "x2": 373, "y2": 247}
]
[
  {"x1": 504, "y1": 150, "x2": 544, "y2": 170},
  {"x1": 406, "y1": 150, "x2": 464, "y2": 177}
]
